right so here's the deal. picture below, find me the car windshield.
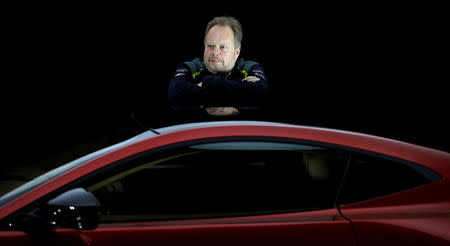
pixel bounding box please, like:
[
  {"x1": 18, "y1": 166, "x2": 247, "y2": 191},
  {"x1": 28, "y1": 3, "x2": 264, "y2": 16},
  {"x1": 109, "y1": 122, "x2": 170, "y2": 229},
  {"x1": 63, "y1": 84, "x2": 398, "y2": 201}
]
[
  {"x1": 0, "y1": 121, "x2": 295, "y2": 208},
  {"x1": 0, "y1": 129, "x2": 159, "y2": 208}
]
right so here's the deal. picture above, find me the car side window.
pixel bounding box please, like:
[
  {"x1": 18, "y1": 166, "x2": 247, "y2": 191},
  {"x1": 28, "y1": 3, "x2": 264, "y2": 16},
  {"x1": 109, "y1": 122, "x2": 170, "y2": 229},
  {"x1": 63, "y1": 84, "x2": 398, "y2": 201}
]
[
  {"x1": 86, "y1": 141, "x2": 347, "y2": 222},
  {"x1": 338, "y1": 153, "x2": 438, "y2": 205}
]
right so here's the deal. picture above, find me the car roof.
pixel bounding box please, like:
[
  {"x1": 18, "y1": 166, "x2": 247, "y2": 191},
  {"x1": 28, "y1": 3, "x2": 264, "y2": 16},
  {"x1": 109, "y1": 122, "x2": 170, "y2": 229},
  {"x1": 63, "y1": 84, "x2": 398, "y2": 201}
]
[
  {"x1": 137, "y1": 121, "x2": 449, "y2": 168},
  {"x1": 155, "y1": 121, "x2": 293, "y2": 134},
  {"x1": 153, "y1": 121, "x2": 449, "y2": 172}
]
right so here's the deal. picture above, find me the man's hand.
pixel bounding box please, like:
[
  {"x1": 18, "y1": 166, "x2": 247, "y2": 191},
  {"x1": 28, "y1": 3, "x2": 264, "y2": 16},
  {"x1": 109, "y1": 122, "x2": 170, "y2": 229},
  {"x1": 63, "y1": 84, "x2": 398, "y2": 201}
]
[
  {"x1": 205, "y1": 107, "x2": 239, "y2": 116},
  {"x1": 201, "y1": 76, "x2": 258, "y2": 116},
  {"x1": 242, "y1": 76, "x2": 260, "y2": 82},
  {"x1": 200, "y1": 76, "x2": 259, "y2": 86}
]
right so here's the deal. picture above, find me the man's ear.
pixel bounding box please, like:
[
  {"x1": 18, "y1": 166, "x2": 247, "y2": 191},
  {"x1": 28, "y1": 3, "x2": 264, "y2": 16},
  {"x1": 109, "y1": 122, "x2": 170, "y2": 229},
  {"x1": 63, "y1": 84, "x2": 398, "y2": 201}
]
[{"x1": 235, "y1": 46, "x2": 241, "y2": 56}]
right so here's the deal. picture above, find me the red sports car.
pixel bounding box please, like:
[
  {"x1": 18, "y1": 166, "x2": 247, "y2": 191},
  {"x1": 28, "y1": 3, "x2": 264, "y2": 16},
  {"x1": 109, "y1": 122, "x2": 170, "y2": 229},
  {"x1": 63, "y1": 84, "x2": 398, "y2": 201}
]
[{"x1": 1, "y1": 121, "x2": 449, "y2": 245}]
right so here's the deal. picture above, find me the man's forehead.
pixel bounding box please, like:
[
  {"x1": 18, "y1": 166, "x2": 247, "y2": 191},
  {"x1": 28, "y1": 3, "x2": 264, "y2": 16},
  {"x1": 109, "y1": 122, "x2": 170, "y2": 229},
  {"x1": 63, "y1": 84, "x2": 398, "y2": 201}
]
[
  {"x1": 206, "y1": 39, "x2": 233, "y2": 44},
  {"x1": 206, "y1": 25, "x2": 234, "y2": 40}
]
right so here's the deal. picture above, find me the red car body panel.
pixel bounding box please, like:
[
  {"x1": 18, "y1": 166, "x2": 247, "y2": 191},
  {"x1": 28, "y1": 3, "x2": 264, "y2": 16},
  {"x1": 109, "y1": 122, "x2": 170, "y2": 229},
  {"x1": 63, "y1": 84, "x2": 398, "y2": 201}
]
[
  {"x1": 0, "y1": 231, "x2": 31, "y2": 245},
  {"x1": 47, "y1": 208, "x2": 355, "y2": 246},
  {"x1": 1, "y1": 122, "x2": 449, "y2": 245},
  {"x1": 0, "y1": 208, "x2": 355, "y2": 246},
  {"x1": 340, "y1": 202, "x2": 450, "y2": 245}
]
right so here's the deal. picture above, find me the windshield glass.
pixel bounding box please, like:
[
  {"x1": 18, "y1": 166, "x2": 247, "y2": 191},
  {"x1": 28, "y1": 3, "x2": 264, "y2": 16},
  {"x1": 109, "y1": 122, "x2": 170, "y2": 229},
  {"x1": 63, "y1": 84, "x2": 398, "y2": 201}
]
[{"x1": 0, "y1": 130, "x2": 158, "y2": 208}]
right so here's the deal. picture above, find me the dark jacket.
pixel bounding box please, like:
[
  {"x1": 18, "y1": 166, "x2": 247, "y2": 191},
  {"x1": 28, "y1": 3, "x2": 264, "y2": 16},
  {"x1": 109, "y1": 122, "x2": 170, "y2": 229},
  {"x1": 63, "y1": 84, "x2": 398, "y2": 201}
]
[{"x1": 168, "y1": 58, "x2": 269, "y2": 115}]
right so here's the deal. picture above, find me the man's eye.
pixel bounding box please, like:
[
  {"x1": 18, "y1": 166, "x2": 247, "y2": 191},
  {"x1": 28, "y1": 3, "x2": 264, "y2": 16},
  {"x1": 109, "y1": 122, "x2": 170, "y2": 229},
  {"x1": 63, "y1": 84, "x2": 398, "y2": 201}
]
[
  {"x1": 207, "y1": 44, "x2": 214, "y2": 49},
  {"x1": 220, "y1": 45, "x2": 228, "y2": 51}
]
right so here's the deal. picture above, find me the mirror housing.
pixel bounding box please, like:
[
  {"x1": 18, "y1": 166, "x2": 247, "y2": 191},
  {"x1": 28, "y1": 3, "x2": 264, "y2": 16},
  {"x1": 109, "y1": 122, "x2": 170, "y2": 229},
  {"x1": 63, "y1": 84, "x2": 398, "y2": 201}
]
[{"x1": 44, "y1": 188, "x2": 101, "y2": 230}]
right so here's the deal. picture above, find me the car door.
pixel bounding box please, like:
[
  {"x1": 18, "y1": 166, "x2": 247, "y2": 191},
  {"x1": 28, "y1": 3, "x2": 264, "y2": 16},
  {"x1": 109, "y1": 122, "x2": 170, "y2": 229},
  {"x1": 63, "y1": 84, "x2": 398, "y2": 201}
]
[
  {"x1": 51, "y1": 209, "x2": 354, "y2": 246},
  {"x1": 2, "y1": 139, "x2": 357, "y2": 246}
]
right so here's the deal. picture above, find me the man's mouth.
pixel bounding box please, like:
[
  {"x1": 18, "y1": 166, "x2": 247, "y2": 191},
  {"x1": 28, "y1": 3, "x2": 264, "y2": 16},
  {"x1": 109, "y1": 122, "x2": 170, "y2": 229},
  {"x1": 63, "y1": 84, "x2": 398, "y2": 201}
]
[{"x1": 209, "y1": 58, "x2": 222, "y2": 63}]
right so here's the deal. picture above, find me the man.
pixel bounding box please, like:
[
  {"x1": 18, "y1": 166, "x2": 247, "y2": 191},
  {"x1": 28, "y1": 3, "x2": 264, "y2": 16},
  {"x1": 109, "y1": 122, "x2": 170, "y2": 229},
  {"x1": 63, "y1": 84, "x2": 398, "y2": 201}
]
[{"x1": 168, "y1": 16, "x2": 268, "y2": 117}]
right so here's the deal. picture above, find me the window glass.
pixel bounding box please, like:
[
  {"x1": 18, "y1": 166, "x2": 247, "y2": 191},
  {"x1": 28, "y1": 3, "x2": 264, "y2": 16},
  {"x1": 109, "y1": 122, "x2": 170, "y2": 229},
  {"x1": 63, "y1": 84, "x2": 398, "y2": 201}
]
[
  {"x1": 87, "y1": 141, "x2": 347, "y2": 222},
  {"x1": 338, "y1": 153, "x2": 434, "y2": 205}
]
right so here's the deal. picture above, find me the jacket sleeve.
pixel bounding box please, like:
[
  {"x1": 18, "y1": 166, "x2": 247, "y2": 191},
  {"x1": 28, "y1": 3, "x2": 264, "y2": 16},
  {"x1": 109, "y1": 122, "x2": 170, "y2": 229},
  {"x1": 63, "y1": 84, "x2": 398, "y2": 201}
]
[
  {"x1": 201, "y1": 63, "x2": 269, "y2": 107},
  {"x1": 168, "y1": 64, "x2": 208, "y2": 110}
]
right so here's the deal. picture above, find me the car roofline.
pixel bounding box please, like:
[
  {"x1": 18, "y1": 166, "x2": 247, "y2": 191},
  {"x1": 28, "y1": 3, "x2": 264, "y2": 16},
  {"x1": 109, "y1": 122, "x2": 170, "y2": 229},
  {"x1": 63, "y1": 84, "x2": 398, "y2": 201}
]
[{"x1": 155, "y1": 121, "x2": 294, "y2": 135}]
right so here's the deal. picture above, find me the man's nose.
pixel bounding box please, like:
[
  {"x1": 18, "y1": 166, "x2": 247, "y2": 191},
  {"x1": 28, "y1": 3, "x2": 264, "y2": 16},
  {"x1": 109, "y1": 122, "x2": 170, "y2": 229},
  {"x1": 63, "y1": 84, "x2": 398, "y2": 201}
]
[{"x1": 213, "y1": 46, "x2": 221, "y2": 56}]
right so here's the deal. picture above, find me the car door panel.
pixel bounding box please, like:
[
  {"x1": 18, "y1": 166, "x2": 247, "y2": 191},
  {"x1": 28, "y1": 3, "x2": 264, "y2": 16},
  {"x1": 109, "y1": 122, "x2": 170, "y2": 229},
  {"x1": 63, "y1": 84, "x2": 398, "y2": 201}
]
[
  {"x1": 51, "y1": 209, "x2": 356, "y2": 246},
  {"x1": 0, "y1": 231, "x2": 32, "y2": 246},
  {"x1": 54, "y1": 221, "x2": 354, "y2": 246},
  {"x1": 340, "y1": 203, "x2": 450, "y2": 245}
]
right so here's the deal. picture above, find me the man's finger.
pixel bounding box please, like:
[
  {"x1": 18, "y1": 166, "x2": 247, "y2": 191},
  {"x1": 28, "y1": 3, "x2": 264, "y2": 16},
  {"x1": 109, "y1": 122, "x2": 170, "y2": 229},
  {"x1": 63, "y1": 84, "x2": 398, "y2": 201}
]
[
  {"x1": 243, "y1": 76, "x2": 260, "y2": 82},
  {"x1": 205, "y1": 107, "x2": 240, "y2": 116}
]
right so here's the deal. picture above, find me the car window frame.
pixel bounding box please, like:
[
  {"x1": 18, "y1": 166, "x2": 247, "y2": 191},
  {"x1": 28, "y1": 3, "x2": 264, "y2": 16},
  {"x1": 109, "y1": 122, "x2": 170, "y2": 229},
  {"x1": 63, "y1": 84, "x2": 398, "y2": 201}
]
[{"x1": 86, "y1": 140, "x2": 350, "y2": 222}]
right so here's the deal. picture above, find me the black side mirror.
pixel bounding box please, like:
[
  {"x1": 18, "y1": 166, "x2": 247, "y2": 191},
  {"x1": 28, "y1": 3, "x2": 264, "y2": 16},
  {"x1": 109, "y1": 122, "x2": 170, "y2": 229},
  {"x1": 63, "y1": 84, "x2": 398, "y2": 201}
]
[{"x1": 44, "y1": 188, "x2": 101, "y2": 230}]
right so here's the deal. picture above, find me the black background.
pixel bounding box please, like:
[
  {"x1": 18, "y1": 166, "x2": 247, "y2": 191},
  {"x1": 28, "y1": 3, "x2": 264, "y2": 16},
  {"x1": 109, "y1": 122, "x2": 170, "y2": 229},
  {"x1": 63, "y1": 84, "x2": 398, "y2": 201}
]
[{"x1": 2, "y1": 3, "x2": 448, "y2": 183}]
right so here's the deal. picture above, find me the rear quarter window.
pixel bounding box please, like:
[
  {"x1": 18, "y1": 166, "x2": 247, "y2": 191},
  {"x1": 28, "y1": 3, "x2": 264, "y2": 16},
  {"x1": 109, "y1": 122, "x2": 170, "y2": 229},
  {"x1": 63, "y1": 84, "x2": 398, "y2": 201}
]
[{"x1": 338, "y1": 153, "x2": 440, "y2": 205}]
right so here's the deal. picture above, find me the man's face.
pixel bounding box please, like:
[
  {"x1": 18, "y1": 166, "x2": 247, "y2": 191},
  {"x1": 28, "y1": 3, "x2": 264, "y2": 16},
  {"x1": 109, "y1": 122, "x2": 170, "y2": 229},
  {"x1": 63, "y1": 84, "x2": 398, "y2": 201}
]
[{"x1": 203, "y1": 25, "x2": 240, "y2": 74}]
